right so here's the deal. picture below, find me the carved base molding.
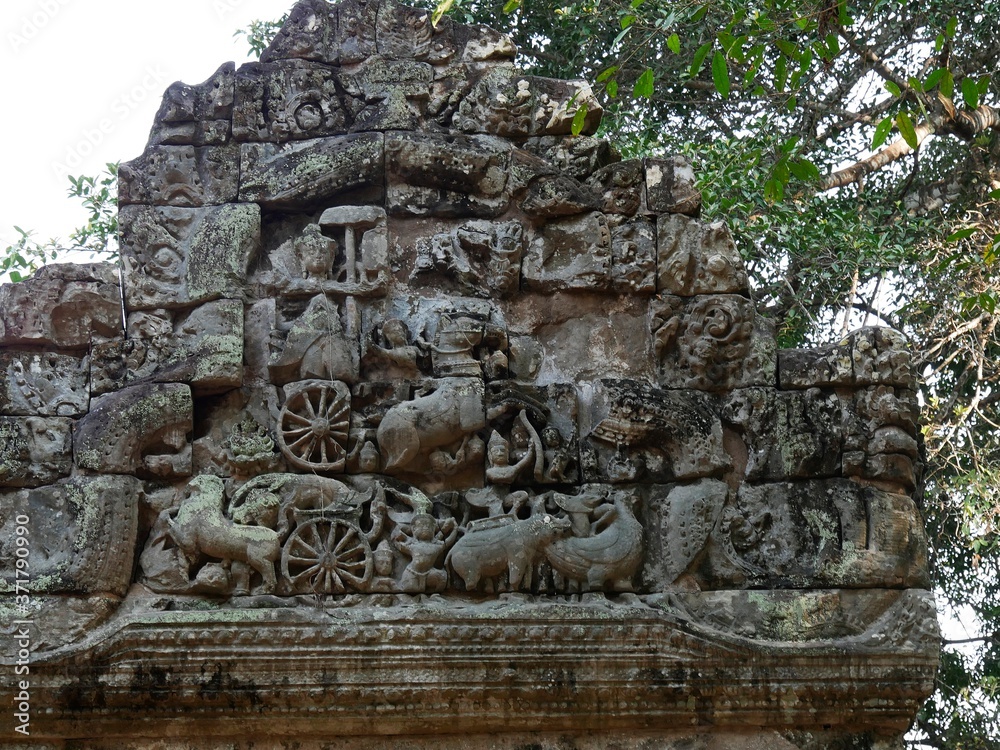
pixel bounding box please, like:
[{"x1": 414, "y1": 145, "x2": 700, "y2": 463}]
[
  {"x1": 12, "y1": 589, "x2": 938, "y2": 743},
  {"x1": 4, "y1": 731, "x2": 910, "y2": 750}
]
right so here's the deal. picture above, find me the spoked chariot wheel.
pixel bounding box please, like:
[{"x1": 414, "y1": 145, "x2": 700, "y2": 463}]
[
  {"x1": 281, "y1": 517, "x2": 373, "y2": 594},
  {"x1": 277, "y1": 380, "x2": 351, "y2": 471}
]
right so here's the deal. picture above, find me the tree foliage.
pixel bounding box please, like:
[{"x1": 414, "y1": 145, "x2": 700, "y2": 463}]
[
  {"x1": 421, "y1": 1, "x2": 1000, "y2": 745},
  {"x1": 1, "y1": 163, "x2": 119, "y2": 282}
]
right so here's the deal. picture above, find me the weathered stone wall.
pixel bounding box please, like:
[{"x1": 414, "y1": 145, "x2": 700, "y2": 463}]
[{"x1": 0, "y1": 1, "x2": 937, "y2": 746}]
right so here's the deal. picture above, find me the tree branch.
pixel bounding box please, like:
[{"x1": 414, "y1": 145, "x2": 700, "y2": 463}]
[{"x1": 819, "y1": 122, "x2": 934, "y2": 191}]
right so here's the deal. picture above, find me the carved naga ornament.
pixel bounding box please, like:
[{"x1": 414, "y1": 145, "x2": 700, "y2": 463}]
[{"x1": 0, "y1": 1, "x2": 938, "y2": 746}]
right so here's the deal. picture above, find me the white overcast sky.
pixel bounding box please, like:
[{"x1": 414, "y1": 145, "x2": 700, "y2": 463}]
[{"x1": 0, "y1": 0, "x2": 289, "y2": 251}]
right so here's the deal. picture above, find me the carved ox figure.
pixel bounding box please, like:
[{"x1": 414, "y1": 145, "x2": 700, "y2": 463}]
[
  {"x1": 377, "y1": 378, "x2": 485, "y2": 472},
  {"x1": 166, "y1": 474, "x2": 280, "y2": 595},
  {"x1": 447, "y1": 513, "x2": 571, "y2": 591}
]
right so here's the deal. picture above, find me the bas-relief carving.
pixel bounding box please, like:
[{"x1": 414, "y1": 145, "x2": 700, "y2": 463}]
[{"x1": 0, "y1": 0, "x2": 937, "y2": 741}]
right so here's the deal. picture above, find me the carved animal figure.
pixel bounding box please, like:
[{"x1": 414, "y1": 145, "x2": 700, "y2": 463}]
[
  {"x1": 166, "y1": 475, "x2": 280, "y2": 595},
  {"x1": 447, "y1": 513, "x2": 571, "y2": 591},
  {"x1": 377, "y1": 379, "x2": 485, "y2": 472},
  {"x1": 545, "y1": 492, "x2": 644, "y2": 591}
]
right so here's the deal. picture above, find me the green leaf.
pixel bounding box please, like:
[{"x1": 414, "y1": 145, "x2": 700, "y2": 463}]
[
  {"x1": 884, "y1": 80, "x2": 902, "y2": 97},
  {"x1": 690, "y1": 4, "x2": 709, "y2": 23},
  {"x1": 775, "y1": 39, "x2": 798, "y2": 59},
  {"x1": 896, "y1": 112, "x2": 919, "y2": 149},
  {"x1": 907, "y1": 76, "x2": 924, "y2": 93},
  {"x1": 872, "y1": 116, "x2": 893, "y2": 149},
  {"x1": 935, "y1": 33, "x2": 945, "y2": 52},
  {"x1": 924, "y1": 68, "x2": 947, "y2": 91},
  {"x1": 826, "y1": 33, "x2": 840, "y2": 56},
  {"x1": 788, "y1": 158, "x2": 820, "y2": 181},
  {"x1": 689, "y1": 42, "x2": 712, "y2": 77},
  {"x1": 612, "y1": 25, "x2": 632, "y2": 46},
  {"x1": 946, "y1": 15, "x2": 958, "y2": 39},
  {"x1": 633, "y1": 68, "x2": 655, "y2": 99},
  {"x1": 940, "y1": 69, "x2": 954, "y2": 98},
  {"x1": 606, "y1": 80, "x2": 618, "y2": 98},
  {"x1": 962, "y1": 77, "x2": 979, "y2": 109},
  {"x1": 431, "y1": 0, "x2": 455, "y2": 26},
  {"x1": 763, "y1": 178, "x2": 784, "y2": 203},
  {"x1": 947, "y1": 227, "x2": 978, "y2": 242},
  {"x1": 712, "y1": 50, "x2": 730, "y2": 99},
  {"x1": 977, "y1": 74, "x2": 991, "y2": 96},
  {"x1": 501, "y1": 0, "x2": 521, "y2": 13},
  {"x1": 571, "y1": 104, "x2": 589, "y2": 136},
  {"x1": 666, "y1": 33, "x2": 680, "y2": 54},
  {"x1": 596, "y1": 65, "x2": 618, "y2": 83},
  {"x1": 838, "y1": 1, "x2": 853, "y2": 26},
  {"x1": 774, "y1": 55, "x2": 787, "y2": 92},
  {"x1": 620, "y1": 14, "x2": 636, "y2": 30},
  {"x1": 9, "y1": 271, "x2": 22, "y2": 283}
]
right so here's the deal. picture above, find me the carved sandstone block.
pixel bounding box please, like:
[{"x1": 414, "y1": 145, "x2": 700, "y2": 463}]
[
  {"x1": 0, "y1": 475, "x2": 140, "y2": 596},
  {"x1": 454, "y1": 67, "x2": 602, "y2": 138},
  {"x1": 706, "y1": 479, "x2": 929, "y2": 589},
  {"x1": 120, "y1": 204, "x2": 260, "y2": 311},
  {"x1": 234, "y1": 60, "x2": 350, "y2": 142},
  {"x1": 261, "y1": 0, "x2": 376, "y2": 66},
  {"x1": 779, "y1": 327, "x2": 916, "y2": 390},
  {"x1": 524, "y1": 136, "x2": 620, "y2": 182},
  {"x1": 386, "y1": 131, "x2": 511, "y2": 217},
  {"x1": 0, "y1": 263, "x2": 122, "y2": 348},
  {"x1": 0, "y1": 416, "x2": 73, "y2": 487},
  {"x1": 485, "y1": 382, "x2": 579, "y2": 487},
  {"x1": 74, "y1": 382, "x2": 193, "y2": 478},
  {"x1": 645, "y1": 155, "x2": 701, "y2": 215},
  {"x1": 400, "y1": 217, "x2": 524, "y2": 298},
  {"x1": 611, "y1": 217, "x2": 656, "y2": 293},
  {"x1": 721, "y1": 387, "x2": 844, "y2": 481},
  {"x1": 149, "y1": 62, "x2": 235, "y2": 146},
  {"x1": 239, "y1": 133, "x2": 385, "y2": 208},
  {"x1": 92, "y1": 300, "x2": 245, "y2": 395},
  {"x1": 0, "y1": 350, "x2": 89, "y2": 417},
  {"x1": 657, "y1": 214, "x2": 749, "y2": 296},
  {"x1": 587, "y1": 158, "x2": 644, "y2": 215},
  {"x1": 523, "y1": 212, "x2": 612, "y2": 292},
  {"x1": 580, "y1": 380, "x2": 730, "y2": 484},
  {"x1": 119, "y1": 144, "x2": 240, "y2": 206},
  {"x1": 651, "y1": 294, "x2": 776, "y2": 391}
]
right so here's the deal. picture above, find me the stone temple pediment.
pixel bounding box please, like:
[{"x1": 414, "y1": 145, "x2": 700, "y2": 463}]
[{"x1": 0, "y1": 1, "x2": 937, "y2": 747}]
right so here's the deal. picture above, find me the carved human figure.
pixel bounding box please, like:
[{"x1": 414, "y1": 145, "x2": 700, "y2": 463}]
[
  {"x1": 364, "y1": 318, "x2": 424, "y2": 378},
  {"x1": 429, "y1": 434, "x2": 485, "y2": 477},
  {"x1": 392, "y1": 513, "x2": 458, "y2": 593},
  {"x1": 486, "y1": 429, "x2": 534, "y2": 485},
  {"x1": 540, "y1": 426, "x2": 573, "y2": 483},
  {"x1": 369, "y1": 539, "x2": 398, "y2": 593},
  {"x1": 297, "y1": 224, "x2": 336, "y2": 281}
]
